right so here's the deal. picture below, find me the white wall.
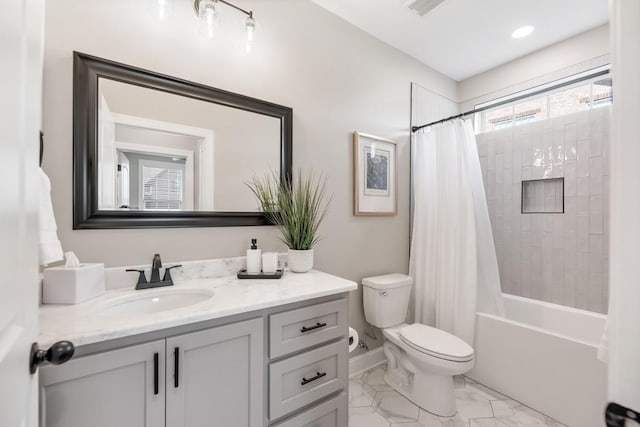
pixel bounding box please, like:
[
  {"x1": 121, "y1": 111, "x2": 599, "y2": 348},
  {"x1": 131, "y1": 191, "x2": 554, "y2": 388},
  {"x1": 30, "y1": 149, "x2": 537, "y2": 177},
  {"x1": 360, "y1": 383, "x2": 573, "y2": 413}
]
[
  {"x1": 42, "y1": 0, "x2": 457, "y2": 355},
  {"x1": 459, "y1": 24, "x2": 610, "y2": 110}
]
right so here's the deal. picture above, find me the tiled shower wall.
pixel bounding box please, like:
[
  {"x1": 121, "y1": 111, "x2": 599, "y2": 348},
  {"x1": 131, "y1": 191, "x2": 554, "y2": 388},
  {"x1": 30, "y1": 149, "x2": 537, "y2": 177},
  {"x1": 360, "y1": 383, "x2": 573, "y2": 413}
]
[{"x1": 476, "y1": 106, "x2": 610, "y2": 313}]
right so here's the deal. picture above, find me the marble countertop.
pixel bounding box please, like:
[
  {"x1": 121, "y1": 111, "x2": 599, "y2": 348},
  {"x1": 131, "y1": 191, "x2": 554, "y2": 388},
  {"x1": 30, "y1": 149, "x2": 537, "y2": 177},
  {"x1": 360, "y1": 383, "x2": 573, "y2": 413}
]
[{"x1": 39, "y1": 269, "x2": 357, "y2": 348}]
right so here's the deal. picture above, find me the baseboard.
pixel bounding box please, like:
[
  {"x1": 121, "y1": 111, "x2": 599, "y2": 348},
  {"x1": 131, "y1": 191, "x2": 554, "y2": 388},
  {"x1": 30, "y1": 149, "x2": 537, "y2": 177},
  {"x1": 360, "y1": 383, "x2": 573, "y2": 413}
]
[{"x1": 349, "y1": 347, "x2": 386, "y2": 378}]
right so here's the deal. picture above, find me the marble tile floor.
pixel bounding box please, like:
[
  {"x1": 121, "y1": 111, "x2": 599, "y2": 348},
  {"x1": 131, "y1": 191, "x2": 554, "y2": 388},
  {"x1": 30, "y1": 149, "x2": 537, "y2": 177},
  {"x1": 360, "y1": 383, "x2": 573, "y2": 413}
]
[{"x1": 349, "y1": 365, "x2": 567, "y2": 427}]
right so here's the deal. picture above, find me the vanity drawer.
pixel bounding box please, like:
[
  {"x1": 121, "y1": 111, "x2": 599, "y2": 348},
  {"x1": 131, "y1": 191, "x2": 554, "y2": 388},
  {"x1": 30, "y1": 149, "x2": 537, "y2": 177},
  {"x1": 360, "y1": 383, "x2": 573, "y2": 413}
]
[
  {"x1": 269, "y1": 340, "x2": 348, "y2": 420},
  {"x1": 272, "y1": 393, "x2": 347, "y2": 427},
  {"x1": 270, "y1": 299, "x2": 347, "y2": 358}
]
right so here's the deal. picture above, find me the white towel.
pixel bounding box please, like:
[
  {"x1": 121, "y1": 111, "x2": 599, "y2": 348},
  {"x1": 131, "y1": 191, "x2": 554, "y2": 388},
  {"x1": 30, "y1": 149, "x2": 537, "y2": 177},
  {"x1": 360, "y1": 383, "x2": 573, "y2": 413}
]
[{"x1": 39, "y1": 168, "x2": 63, "y2": 266}]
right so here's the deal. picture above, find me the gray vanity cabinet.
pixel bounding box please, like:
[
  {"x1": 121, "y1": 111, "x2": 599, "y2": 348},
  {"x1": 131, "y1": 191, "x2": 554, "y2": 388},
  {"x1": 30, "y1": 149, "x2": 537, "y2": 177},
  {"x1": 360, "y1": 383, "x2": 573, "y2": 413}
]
[
  {"x1": 39, "y1": 294, "x2": 349, "y2": 427},
  {"x1": 39, "y1": 318, "x2": 263, "y2": 427},
  {"x1": 166, "y1": 318, "x2": 263, "y2": 427},
  {"x1": 40, "y1": 339, "x2": 165, "y2": 427}
]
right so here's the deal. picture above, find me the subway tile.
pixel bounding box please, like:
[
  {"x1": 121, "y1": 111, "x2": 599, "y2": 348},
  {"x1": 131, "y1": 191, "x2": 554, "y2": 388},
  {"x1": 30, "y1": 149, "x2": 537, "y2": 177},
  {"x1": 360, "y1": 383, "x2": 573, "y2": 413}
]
[
  {"x1": 590, "y1": 213, "x2": 604, "y2": 235},
  {"x1": 577, "y1": 196, "x2": 589, "y2": 216},
  {"x1": 564, "y1": 196, "x2": 576, "y2": 216},
  {"x1": 476, "y1": 110, "x2": 609, "y2": 312},
  {"x1": 590, "y1": 194, "x2": 603, "y2": 216},
  {"x1": 577, "y1": 177, "x2": 590, "y2": 197},
  {"x1": 512, "y1": 149, "x2": 521, "y2": 171},
  {"x1": 590, "y1": 156, "x2": 603, "y2": 178},
  {"x1": 588, "y1": 272, "x2": 603, "y2": 313},
  {"x1": 551, "y1": 162, "x2": 564, "y2": 179},
  {"x1": 512, "y1": 166, "x2": 521, "y2": 184},
  {"x1": 591, "y1": 134, "x2": 603, "y2": 157},
  {"x1": 563, "y1": 267, "x2": 576, "y2": 307},
  {"x1": 590, "y1": 172, "x2": 603, "y2": 196},
  {"x1": 577, "y1": 140, "x2": 590, "y2": 177},
  {"x1": 564, "y1": 211, "x2": 577, "y2": 232},
  {"x1": 577, "y1": 216, "x2": 590, "y2": 252},
  {"x1": 553, "y1": 227, "x2": 564, "y2": 249},
  {"x1": 564, "y1": 231, "x2": 577, "y2": 253},
  {"x1": 504, "y1": 170, "x2": 512, "y2": 196},
  {"x1": 564, "y1": 123, "x2": 577, "y2": 160},
  {"x1": 564, "y1": 160, "x2": 577, "y2": 180}
]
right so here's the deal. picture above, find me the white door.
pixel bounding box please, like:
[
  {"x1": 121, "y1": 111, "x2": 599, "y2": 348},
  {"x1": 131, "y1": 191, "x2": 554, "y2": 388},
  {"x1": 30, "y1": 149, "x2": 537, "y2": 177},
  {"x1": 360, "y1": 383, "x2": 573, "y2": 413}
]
[
  {"x1": 166, "y1": 318, "x2": 264, "y2": 427},
  {"x1": 0, "y1": 1, "x2": 45, "y2": 426}
]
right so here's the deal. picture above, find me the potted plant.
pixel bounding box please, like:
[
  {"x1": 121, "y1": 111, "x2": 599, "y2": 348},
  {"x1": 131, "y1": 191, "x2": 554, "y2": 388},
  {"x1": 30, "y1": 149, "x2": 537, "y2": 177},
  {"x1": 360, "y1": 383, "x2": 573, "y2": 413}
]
[{"x1": 247, "y1": 170, "x2": 332, "y2": 273}]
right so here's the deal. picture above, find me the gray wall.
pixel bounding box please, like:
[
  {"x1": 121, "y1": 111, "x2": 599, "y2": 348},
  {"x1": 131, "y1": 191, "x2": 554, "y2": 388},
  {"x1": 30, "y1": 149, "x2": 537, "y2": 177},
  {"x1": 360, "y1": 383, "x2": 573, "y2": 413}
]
[{"x1": 42, "y1": 0, "x2": 457, "y2": 355}]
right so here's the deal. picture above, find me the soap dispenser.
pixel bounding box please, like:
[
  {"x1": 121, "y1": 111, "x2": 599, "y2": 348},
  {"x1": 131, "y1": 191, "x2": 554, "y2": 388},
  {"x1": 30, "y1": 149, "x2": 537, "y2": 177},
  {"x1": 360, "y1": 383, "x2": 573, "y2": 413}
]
[{"x1": 246, "y1": 238, "x2": 262, "y2": 274}]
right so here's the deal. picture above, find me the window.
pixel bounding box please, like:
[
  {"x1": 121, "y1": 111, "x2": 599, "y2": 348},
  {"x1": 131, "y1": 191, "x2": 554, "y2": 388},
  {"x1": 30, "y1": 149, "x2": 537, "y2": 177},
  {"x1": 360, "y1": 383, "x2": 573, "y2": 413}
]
[
  {"x1": 476, "y1": 72, "x2": 612, "y2": 134},
  {"x1": 140, "y1": 160, "x2": 185, "y2": 211}
]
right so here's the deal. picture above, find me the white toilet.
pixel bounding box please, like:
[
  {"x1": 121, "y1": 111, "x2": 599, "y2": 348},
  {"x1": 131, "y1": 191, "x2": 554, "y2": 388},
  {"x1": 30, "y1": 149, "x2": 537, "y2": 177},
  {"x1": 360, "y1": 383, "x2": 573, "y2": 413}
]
[{"x1": 362, "y1": 273, "x2": 474, "y2": 417}]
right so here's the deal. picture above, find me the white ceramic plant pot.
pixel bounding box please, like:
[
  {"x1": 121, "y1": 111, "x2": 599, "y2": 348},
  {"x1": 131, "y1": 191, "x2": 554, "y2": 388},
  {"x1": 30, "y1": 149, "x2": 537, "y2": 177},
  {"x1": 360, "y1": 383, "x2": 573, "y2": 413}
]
[{"x1": 288, "y1": 249, "x2": 314, "y2": 273}]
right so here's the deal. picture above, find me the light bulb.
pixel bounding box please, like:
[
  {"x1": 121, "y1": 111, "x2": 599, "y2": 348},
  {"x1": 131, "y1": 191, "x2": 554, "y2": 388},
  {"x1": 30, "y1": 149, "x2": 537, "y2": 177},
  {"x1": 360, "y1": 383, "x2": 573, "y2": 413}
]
[
  {"x1": 198, "y1": 0, "x2": 219, "y2": 38},
  {"x1": 244, "y1": 14, "x2": 256, "y2": 53}
]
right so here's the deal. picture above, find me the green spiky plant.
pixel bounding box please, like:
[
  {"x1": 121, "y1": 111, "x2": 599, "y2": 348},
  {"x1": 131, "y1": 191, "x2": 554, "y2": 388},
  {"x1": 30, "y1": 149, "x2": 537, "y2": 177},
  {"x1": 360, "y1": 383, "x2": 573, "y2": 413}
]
[{"x1": 247, "y1": 170, "x2": 333, "y2": 250}]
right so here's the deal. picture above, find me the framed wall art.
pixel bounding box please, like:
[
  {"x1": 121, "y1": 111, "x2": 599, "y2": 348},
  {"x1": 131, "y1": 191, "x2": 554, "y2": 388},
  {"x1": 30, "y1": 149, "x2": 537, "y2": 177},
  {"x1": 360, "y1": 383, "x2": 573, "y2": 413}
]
[{"x1": 353, "y1": 132, "x2": 397, "y2": 216}]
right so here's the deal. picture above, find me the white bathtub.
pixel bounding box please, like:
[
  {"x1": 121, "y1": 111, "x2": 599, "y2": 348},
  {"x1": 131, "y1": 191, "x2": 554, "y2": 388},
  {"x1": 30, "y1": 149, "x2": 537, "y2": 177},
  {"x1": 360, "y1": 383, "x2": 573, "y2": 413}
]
[{"x1": 469, "y1": 294, "x2": 607, "y2": 427}]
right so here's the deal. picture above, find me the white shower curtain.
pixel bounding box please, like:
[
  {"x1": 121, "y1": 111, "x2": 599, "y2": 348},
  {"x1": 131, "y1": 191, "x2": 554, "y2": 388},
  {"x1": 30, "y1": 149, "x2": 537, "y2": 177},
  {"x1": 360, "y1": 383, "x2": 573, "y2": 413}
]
[{"x1": 410, "y1": 119, "x2": 504, "y2": 346}]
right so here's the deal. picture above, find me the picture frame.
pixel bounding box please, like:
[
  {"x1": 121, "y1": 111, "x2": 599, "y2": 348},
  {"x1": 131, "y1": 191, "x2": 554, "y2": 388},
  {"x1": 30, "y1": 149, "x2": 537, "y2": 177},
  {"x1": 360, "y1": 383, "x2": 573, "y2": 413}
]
[{"x1": 353, "y1": 132, "x2": 397, "y2": 216}]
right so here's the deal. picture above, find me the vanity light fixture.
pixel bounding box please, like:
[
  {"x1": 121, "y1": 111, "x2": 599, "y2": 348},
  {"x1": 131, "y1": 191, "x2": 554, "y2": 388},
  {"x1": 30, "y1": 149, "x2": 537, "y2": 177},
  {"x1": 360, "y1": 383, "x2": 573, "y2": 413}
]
[{"x1": 194, "y1": 0, "x2": 257, "y2": 52}]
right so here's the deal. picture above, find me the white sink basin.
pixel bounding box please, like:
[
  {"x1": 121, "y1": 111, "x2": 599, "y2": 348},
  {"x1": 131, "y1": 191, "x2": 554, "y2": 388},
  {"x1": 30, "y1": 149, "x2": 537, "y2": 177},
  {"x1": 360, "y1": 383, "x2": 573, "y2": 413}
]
[{"x1": 99, "y1": 288, "x2": 214, "y2": 316}]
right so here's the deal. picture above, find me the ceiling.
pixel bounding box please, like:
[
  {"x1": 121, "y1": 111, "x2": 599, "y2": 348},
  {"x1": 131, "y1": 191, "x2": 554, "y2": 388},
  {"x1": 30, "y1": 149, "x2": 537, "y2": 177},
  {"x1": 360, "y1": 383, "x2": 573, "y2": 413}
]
[{"x1": 311, "y1": 0, "x2": 609, "y2": 81}]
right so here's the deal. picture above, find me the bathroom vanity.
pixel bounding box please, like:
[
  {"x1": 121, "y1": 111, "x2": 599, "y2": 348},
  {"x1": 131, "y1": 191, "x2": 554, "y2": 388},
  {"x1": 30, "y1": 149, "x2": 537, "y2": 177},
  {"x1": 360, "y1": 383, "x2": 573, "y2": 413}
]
[{"x1": 38, "y1": 261, "x2": 356, "y2": 427}]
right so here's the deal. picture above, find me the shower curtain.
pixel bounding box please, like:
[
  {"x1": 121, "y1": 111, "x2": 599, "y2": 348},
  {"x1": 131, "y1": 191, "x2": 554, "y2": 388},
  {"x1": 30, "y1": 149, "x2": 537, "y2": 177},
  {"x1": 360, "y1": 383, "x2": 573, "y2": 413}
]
[{"x1": 410, "y1": 119, "x2": 504, "y2": 346}]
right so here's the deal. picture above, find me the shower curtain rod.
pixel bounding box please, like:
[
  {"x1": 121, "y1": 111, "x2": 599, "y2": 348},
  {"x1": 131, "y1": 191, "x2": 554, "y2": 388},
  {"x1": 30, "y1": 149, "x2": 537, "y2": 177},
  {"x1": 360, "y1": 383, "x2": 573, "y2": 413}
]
[{"x1": 411, "y1": 68, "x2": 610, "y2": 133}]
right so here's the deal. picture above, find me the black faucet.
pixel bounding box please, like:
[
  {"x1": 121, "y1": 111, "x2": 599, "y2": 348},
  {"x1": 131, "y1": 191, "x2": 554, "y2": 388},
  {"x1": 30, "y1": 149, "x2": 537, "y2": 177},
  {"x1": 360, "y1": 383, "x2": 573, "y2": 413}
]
[{"x1": 126, "y1": 254, "x2": 182, "y2": 290}]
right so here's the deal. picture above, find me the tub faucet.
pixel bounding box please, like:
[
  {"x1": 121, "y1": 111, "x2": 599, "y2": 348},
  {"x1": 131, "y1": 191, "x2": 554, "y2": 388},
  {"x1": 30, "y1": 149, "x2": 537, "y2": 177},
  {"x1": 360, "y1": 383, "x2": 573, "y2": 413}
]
[{"x1": 126, "y1": 253, "x2": 182, "y2": 290}]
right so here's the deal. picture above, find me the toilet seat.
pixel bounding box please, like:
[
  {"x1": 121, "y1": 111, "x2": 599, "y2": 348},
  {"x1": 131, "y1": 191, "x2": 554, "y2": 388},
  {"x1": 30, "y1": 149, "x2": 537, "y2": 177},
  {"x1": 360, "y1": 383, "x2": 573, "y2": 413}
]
[{"x1": 399, "y1": 323, "x2": 474, "y2": 362}]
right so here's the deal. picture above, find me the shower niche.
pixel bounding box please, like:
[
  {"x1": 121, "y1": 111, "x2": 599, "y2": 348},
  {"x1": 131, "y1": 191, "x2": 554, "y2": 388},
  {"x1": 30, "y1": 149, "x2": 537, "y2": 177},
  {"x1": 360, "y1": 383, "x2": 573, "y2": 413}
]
[{"x1": 521, "y1": 178, "x2": 564, "y2": 214}]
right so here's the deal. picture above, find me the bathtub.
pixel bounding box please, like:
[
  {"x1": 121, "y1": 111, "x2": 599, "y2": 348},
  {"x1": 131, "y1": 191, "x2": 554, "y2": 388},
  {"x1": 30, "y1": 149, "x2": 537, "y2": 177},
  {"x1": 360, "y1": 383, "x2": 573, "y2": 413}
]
[{"x1": 469, "y1": 294, "x2": 607, "y2": 427}]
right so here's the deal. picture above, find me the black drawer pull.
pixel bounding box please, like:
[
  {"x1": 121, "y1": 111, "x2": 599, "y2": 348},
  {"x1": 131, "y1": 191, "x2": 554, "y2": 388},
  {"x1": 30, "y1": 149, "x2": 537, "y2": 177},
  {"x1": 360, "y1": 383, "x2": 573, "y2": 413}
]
[
  {"x1": 301, "y1": 371, "x2": 327, "y2": 386},
  {"x1": 300, "y1": 322, "x2": 327, "y2": 333},
  {"x1": 174, "y1": 347, "x2": 180, "y2": 388},
  {"x1": 153, "y1": 352, "x2": 159, "y2": 395}
]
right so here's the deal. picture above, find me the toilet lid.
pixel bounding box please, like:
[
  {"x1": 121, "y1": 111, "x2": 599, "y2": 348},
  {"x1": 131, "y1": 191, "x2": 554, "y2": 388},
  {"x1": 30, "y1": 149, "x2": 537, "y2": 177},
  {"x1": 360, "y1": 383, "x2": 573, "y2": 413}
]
[{"x1": 400, "y1": 324, "x2": 474, "y2": 362}]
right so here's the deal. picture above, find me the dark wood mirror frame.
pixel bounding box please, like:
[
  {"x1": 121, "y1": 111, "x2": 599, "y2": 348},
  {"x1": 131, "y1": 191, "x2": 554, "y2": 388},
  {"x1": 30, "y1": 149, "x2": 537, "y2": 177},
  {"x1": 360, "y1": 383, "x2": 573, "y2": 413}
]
[{"x1": 73, "y1": 51, "x2": 292, "y2": 229}]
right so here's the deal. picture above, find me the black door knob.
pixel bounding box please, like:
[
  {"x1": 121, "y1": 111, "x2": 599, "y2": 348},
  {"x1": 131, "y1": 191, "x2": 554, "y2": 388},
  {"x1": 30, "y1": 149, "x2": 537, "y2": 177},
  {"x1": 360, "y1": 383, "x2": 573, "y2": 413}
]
[{"x1": 30, "y1": 341, "x2": 75, "y2": 374}]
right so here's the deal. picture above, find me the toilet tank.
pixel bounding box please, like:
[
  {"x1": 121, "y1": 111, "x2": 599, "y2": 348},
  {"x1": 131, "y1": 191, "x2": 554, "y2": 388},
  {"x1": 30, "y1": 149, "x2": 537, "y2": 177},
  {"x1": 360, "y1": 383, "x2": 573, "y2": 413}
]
[{"x1": 362, "y1": 274, "x2": 413, "y2": 328}]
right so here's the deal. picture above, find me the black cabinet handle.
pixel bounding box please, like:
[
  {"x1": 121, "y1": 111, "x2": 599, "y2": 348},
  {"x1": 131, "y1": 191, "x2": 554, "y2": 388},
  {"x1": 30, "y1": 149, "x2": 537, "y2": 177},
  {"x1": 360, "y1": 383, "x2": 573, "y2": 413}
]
[
  {"x1": 153, "y1": 352, "x2": 159, "y2": 395},
  {"x1": 300, "y1": 322, "x2": 327, "y2": 334},
  {"x1": 174, "y1": 347, "x2": 180, "y2": 388},
  {"x1": 301, "y1": 371, "x2": 326, "y2": 386}
]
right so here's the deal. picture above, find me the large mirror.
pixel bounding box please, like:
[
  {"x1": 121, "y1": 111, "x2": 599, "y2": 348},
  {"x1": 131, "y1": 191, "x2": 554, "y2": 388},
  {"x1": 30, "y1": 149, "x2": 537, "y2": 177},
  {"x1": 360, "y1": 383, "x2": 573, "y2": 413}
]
[{"x1": 73, "y1": 52, "x2": 292, "y2": 228}]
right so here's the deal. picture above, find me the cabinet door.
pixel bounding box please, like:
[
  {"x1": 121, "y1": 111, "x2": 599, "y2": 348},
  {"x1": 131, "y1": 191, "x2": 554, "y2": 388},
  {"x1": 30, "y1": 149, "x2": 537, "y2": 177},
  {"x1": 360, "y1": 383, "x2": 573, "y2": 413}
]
[
  {"x1": 40, "y1": 339, "x2": 165, "y2": 427},
  {"x1": 166, "y1": 318, "x2": 264, "y2": 427}
]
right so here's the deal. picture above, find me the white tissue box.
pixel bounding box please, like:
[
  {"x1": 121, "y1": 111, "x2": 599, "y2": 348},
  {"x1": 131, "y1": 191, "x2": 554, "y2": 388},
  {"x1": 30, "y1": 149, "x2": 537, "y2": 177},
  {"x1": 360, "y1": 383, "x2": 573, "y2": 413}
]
[{"x1": 43, "y1": 263, "x2": 105, "y2": 304}]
